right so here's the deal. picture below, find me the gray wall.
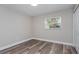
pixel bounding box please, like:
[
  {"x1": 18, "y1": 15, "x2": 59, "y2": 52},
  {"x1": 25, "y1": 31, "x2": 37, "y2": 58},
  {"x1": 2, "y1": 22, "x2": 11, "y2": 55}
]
[
  {"x1": 0, "y1": 6, "x2": 73, "y2": 49},
  {"x1": 32, "y1": 9, "x2": 73, "y2": 44},
  {"x1": 0, "y1": 7, "x2": 32, "y2": 48}
]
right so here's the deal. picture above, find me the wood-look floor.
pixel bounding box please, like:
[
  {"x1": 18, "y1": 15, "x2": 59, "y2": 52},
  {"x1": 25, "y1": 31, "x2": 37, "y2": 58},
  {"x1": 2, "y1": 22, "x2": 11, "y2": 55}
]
[{"x1": 0, "y1": 39, "x2": 77, "y2": 54}]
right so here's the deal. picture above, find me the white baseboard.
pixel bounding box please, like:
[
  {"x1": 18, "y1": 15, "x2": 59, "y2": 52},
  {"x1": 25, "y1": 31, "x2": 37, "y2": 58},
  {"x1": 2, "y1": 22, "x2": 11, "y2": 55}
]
[
  {"x1": 31, "y1": 37, "x2": 74, "y2": 46},
  {"x1": 0, "y1": 37, "x2": 74, "y2": 51},
  {"x1": 0, "y1": 38, "x2": 31, "y2": 51}
]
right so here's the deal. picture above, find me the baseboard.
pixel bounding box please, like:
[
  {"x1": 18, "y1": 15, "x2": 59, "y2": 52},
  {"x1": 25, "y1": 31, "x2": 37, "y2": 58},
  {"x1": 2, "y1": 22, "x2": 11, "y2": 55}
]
[
  {"x1": 31, "y1": 37, "x2": 74, "y2": 46},
  {"x1": 0, "y1": 38, "x2": 31, "y2": 51},
  {"x1": 0, "y1": 37, "x2": 74, "y2": 51}
]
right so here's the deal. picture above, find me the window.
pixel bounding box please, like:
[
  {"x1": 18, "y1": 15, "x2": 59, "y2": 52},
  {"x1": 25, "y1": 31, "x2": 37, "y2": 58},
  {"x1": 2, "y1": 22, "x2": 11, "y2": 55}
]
[{"x1": 45, "y1": 16, "x2": 61, "y2": 29}]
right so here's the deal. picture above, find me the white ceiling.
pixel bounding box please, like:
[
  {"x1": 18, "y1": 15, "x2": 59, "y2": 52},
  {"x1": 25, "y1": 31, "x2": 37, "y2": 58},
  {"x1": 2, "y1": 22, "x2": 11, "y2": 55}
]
[{"x1": 1, "y1": 4, "x2": 74, "y2": 16}]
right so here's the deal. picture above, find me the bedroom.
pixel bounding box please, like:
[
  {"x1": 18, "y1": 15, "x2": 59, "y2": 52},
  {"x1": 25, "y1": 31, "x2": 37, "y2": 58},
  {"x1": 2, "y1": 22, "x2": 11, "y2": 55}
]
[{"x1": 0, "y1": 4, "x2": 79, "y2": 54}]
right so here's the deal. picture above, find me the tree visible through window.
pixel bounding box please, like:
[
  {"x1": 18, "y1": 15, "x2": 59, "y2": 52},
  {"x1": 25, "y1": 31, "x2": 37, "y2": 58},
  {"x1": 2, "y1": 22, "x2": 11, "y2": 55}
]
[{"x1": 45, "y1": 17, "x2": 61, "y2": 29}]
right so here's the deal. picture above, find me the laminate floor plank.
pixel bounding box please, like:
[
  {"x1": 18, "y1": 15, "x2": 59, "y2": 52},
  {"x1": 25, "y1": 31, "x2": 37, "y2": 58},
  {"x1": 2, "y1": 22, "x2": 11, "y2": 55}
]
[
  {"x1": 39, "y1": 42, "x2": 53, "y2": 54},
  {"x1": 27, "y1": 41, "x2": 46, "y2": 54},
  {"x1": 0, "y1": 39, "x2": 77, "y2": 54},
  {"x1": 50, "y1": 43, "x2": 63, "y2": 54}
]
